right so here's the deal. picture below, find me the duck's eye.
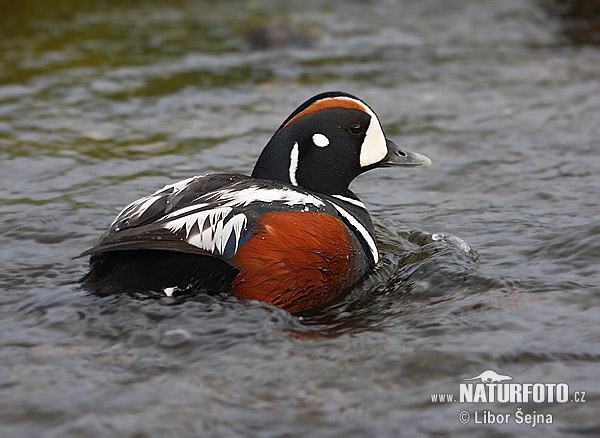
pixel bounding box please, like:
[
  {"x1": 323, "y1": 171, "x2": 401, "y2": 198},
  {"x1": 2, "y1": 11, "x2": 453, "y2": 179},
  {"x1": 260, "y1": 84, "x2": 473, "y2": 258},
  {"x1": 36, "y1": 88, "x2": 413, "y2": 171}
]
[{"x1": 349, "y1": 122, "x2": 365, "y2": 135}]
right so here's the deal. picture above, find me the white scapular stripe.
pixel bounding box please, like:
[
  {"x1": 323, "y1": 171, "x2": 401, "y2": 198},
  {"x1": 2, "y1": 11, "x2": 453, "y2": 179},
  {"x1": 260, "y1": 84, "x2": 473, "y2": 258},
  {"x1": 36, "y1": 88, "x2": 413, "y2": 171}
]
[
  {"x1": 160, "y1": 185, "x2": 324, "y2": 222},
  {"x1": 289, "y1": 143, "x2": 299, "y2": 186},
  {"x1": 330, "y1": 203, "x2": 379, "y2": 264},
  {"x1": 214, "y1": 186, "x2": 325, "y2": 208},
  {"x1": 331, "y1": 194, "x2": 366, "y2": 209},
  {"x1": 112, "y1": 173, "x2": 328, "y2": 255},
  {"x1": 131, "y1": 196, "x2": 160, "y2": 218},
  {"x1": 157, "y1": 176, "x2": 198, "y2": 195},
  {"x1": 163, "y1": 186, "x2": 325, "y2": 254},
  {"x1": 163, "y1": 187, "x2": 324, "y2": 226},
  {"x1": 110, "y1": 195, "x2": 158, "y2": 226},
  {"x1": 111, "y1": 175, "x2": 201, "y2": 227},
  {"x1": 162, "y1": 202, "x2": 208, "y2": 219}
]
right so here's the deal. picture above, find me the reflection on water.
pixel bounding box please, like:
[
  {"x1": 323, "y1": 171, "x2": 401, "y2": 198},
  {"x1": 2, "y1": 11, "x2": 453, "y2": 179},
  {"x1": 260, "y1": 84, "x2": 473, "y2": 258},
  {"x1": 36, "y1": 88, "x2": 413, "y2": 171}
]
[{"x1": 1, "y1": 0, "x2": 599, "y2": 436}]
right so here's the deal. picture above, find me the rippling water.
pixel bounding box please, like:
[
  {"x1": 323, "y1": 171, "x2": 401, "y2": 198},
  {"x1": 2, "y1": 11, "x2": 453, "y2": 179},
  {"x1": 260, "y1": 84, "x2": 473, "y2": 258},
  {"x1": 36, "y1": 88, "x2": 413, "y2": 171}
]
[{"x1": 1, "y1": 0, "x2": 599, "y2": 436}]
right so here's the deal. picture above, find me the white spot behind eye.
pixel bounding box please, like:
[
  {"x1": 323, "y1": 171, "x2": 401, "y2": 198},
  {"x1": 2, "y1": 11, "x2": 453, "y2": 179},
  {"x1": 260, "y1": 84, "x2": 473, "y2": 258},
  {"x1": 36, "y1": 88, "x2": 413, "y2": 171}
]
[{"x1": 312, "y1": 133, "x2": 329, "y2": 147}]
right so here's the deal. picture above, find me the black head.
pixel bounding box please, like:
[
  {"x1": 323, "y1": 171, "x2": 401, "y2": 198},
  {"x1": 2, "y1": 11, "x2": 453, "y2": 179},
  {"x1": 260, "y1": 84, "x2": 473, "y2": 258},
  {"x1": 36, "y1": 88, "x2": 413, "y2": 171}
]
[{"x1": 252, "y1": 91, "x2": 430, "y2": 195}]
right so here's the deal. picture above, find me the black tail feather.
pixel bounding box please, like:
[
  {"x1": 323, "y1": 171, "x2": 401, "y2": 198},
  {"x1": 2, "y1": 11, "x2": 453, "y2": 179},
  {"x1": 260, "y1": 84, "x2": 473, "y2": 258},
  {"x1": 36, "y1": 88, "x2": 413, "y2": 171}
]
[{"x1": 80, "y1": 250, "x2": 239, "y2": 296}]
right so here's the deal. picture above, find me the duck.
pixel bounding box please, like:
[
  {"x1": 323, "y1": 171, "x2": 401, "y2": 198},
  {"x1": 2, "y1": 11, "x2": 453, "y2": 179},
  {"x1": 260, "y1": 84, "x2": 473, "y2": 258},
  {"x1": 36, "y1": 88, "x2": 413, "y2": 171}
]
[{"x1": 80, "y1": 91, "x2": 431, "y2": 313}]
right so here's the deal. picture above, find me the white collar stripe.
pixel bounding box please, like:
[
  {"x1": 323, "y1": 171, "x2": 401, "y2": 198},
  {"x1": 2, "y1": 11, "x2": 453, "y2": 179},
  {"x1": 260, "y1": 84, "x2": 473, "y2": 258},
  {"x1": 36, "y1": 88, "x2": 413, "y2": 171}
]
[
  {"x1": 331, "y1": 194, "x2": 366, "y2": 209},
  {"x1": 330, "y1": 203, "x2": 379, "y2": 264}
]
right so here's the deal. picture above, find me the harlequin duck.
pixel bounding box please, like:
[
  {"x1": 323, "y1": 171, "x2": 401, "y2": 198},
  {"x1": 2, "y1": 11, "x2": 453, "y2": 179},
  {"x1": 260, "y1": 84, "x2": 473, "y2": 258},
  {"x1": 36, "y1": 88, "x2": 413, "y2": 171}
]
[{"x1": 81, "y1": 91, "x2": 431, "y2": 313}]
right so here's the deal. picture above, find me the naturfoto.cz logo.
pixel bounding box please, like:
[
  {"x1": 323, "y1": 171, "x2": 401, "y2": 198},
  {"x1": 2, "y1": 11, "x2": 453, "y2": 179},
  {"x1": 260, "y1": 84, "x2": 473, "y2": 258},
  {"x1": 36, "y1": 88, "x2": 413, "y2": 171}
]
[
  {"x1": 431, "y1": 369, "x2": 584, "y2": 404},
  {"x1": 431, "y1": 370, "x2": 585, "y2": 427},
  {"x1": 430, "y1": 369, "x2": 586, "y2": 428}
]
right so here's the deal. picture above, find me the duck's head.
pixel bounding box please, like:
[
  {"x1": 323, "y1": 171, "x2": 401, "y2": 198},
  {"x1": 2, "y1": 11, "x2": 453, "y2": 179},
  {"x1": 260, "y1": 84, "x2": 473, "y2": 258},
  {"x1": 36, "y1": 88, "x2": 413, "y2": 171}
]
[{"x1": 252, "y1": 91, "x2": 431, "y2": 195}]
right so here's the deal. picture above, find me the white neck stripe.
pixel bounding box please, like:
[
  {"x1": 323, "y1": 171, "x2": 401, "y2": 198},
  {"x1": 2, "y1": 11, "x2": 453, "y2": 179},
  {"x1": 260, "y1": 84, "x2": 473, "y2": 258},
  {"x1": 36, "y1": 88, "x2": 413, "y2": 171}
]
[
  {"x1": 330, "y1": 203, "x2": 379, "y2": 264},
  {"x1": 289, "y1": 143, "x2": 299, "y2": 186},
  {"x1": 331, "y1": 194, "x2": 366, "y2": 209}
]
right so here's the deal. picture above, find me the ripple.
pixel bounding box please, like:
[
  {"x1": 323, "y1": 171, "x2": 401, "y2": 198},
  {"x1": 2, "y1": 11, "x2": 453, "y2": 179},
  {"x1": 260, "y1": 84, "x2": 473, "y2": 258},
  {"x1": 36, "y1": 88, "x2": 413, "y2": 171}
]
[{"x1": 1, "y1": 0, "x2": 599, "y2": 436}]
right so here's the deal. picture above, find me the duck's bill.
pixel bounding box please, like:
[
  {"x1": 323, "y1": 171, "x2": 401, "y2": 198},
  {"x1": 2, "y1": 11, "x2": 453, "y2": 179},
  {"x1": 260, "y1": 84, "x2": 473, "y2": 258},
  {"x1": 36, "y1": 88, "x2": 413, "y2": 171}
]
[{"x1": 380, "y1": 138, "x2": 432, "y2": 167}]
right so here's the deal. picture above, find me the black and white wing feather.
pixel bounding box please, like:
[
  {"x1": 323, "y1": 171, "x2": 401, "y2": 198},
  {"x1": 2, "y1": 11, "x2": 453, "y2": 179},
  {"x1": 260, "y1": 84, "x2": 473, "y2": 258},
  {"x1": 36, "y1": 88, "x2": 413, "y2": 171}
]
[
  {"x1": 81, "y1": 174, "x2": 332, "y2": 261},
  {"x1": 81, "y1": 174, "x2": 250, "y2": 260}
]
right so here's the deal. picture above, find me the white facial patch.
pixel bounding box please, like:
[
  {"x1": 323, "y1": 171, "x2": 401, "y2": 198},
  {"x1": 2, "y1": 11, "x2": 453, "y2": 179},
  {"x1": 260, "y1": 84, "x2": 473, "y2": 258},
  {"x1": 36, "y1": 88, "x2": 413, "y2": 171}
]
[
  {"x1": 358, "y1": 107, "x2": 387, "y2": 168},
  {"x1": 312, "y1": 133, "x2": 329, "y2": 147},
  {"x1": 312, "y1": 96, "x2": 387, "y2": 168},
  {"x1": 289, "y1": 142, "x2": 299, "y2": 186}
]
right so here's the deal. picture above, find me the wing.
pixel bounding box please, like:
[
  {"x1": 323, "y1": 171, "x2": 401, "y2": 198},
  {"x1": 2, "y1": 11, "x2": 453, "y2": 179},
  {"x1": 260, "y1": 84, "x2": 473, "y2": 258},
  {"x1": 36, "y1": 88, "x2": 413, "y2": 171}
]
[
  {"x1": 80, "y1": 175, "x2": 336, "y2": 262},
  {"x1": 81, "y1": 174, "x2": 250, "y2": 260},
  {"x1": 103, "y1": 174, "x2": 249, "y2": 233}
]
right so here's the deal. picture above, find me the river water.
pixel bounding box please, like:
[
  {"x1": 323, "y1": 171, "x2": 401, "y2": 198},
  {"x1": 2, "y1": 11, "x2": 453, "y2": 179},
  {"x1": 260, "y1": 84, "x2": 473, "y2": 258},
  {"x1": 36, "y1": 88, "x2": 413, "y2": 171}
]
[{"x1": 1, "y1": 1, "x2": 599, "y2": 436}]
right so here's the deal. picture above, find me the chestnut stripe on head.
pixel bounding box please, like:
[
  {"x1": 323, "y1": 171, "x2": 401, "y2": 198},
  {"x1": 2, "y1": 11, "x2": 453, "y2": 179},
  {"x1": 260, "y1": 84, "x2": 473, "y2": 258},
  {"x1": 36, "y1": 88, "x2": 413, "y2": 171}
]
[
  {"x1": 281, "y1": 96, "x2": 388, "y2": 168},
  {"x1": 281, "y1": 97, "x2": 368, "y2": 129}
]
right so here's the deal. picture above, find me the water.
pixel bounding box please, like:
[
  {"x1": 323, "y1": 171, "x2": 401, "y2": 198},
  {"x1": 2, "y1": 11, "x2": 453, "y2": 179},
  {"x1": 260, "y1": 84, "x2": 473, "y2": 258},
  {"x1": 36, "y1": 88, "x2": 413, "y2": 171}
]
[{"x1": 1, "y1": 0, "x2": 599, "y2": 436}]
